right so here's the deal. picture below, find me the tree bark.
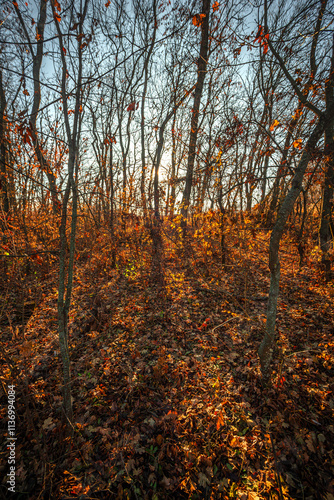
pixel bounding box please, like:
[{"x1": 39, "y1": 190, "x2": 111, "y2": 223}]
[
  {"x1": 0, "y1": 71, "x2": 9, "y2": 216},
  {"x1": 150, "y1": 87, "x2": 195, "y2": 285},
  {"x1": 52, "y1": 0, "x2": 88, "y2": 426},
  {"x1": 140, "y1": 0, "x2": 157, "y2": 221},
  {"x1": 169, "y1": 107, "x2": 177, "y2": 217},
  {"x1": 181, "y1": 0, "x2": 210, "y2": 233},
  {"x1": 319, "y1": 34, "x2": 334, "y2": 281},
  {"x1": 14, "y1": 0, "x2": 60, "y2": 215},
  {"x1": 259, "y1": 109, "x2": 334, "y2": 382}
]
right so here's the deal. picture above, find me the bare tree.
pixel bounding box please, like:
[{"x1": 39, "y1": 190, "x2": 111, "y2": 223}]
[
  {"x1": 258, "y1": 0, "x2": 334, "y2": 381},
  {"x1": 0, "y1": 71, "x2": 10, "y2": 217},
  {"x1": 181, "y1": 0, "x2": 210, "y2": 234},
  {"x1": 319, "y1": 31, "x2": 334, "y2": 281},
  {"x1": 13, "y1": 0, "x2": 61, "y2": 215},
  {"x1": 51, "y1": 0, "x2": 90, "y2": 425}
]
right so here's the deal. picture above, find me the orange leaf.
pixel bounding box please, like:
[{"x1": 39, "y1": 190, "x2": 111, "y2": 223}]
[
  {"x1": 293, "y1": 138, "x2": 303, "y2": 149},
  {"x1": 292, "y1": 108, "x2": 303, "y2": 120},
  {"x1": 254, "y1": 25, "x2": 270, "y2": 54},
  {"x1": 192, "y1": 13, "x2": 206, "y2": 27},
  {"x1": 269, "y1": 119, "x2": 279, "y2": 132},
  {"x1": 212, "y1": 1, "x2": 219, "y2": 12},
  {"x1": 54, "y1": 0, "x2": 61, "y2": 11},
  {"x1": 216, "y1": 412, "x2": 224, "y2": 430},
  {"x1": 71, "y1": 484, "x2": 84, "y2": 495},
  {"x1": 254, "y1": 25, "x2": 263, "y2": 43}
]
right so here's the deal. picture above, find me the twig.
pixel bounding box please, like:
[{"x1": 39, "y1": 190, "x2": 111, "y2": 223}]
[
  {"x1": 211, "y1": 315, "x2": 241, "y2": 334},
  {"x1": 285, "y1": 348, "x2": 320, "y2": 358}
]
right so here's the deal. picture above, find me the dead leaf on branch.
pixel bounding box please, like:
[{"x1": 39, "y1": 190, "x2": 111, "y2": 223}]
[{"x1": 192, "y1": 14, "x2": 206, "y2": 27}]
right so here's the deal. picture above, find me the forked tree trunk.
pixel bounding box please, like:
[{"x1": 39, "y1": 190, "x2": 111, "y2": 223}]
[
  {"x1": 14, "y1": 0, "x2": 60, "y2": 215},
  {"x1": 260, "y1": 0, "x2": 332, "y2": 381},
  {"x1": 259, "y1": 110, "x2": 334, "y2": 382}
]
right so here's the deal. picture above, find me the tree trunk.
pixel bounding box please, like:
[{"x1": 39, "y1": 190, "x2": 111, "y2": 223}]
[
  {"x1": 151, "y1": 154, "x2": 164, "y2": 286},
  {"x1": 319, "y1": 37, "x2": 334, "y2": 281},
  {"x1": 259, "y1": 109, "x2": 334, "y2": 383},
  {"x1": 217, "y1": 174, "x2": 227, "y2": 265},
  {"x1": 0, "y1": 71, "x2": 9, "y2": 216},
  {"x1": 297, "y1": 190, "x2": 308, "y2": 268},
  {"x1": 109, "y1": 143, "x2": 116, "y2": 268},
  {"x1": 181, "y1": 0, "x2": 210, "y2": 233},
  {"x1": 265, "y1": 105, "x2": 302, "y2": 226},
  {"x1": 319, "y1": 146, "x2": 334, "y2": 281},
  {"x1": 141, "y1": 0, "x2": 157, "y2": 221},
  {"x1": 57, "y1": 181, "x2": 73, "y2": 425},
  {"x1": 52, "y1": 0, "x2": 88, "y2": 426},
  {"x1": 14, "y1": 0, "x2": 60, "y2": 215},
  {"x1": 169, "y1": 110, "x2": 177, "y2": 217}
]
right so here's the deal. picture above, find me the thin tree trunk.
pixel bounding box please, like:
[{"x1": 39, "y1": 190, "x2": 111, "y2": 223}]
[
  {"x1": 52, "y1": 0, "x2": 88, "y2": 426},
  {"x1": 265, "y1": 105, "x2": 302, "y2": 226},
  {"x1": 319, "y1": 34, "x2": 334, "y2": 281},
  {"x1": 141, "y1": 0, "x2": 157, "y2": 221},
  {"x1": 150, "y1": 88, "x2": 194, "y2": 285},
  {"x1": 57, "y1": 181, "x2": 73, "y2": 425},
  {"x1": 319, "y1": 143, "x2": 334, "y2": 280},
  {"x1": 109, "y1": 143, "x2": 116, "y2": 268},
  {"x1": 181, "y1": 0, "x2": 210, "y2": 233},
  {"x1": 259, "y1": 109, "x2": 334, "y2": 382},
  {"x1": 217, "y1": 177, "x2": 226, "y2": 266},
  {"x1": 169, "y1": 110, "x2": 177, "y2": 217},
  {"x1": 14, "y1": 0, "x2": 60, "y2": 215},
  {"x1": 0, "y1": 71, "x2": 9, "y2": 216}
]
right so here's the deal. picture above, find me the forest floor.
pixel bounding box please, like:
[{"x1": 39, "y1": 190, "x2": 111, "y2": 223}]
[{"x1": 1, "y1": 215, "x2": 334, "y2": 499}]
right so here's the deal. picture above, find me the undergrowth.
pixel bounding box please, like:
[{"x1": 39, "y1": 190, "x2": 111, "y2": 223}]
[{"x1": 1, "y1": 210, "x2": 333, "y2": 499}]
